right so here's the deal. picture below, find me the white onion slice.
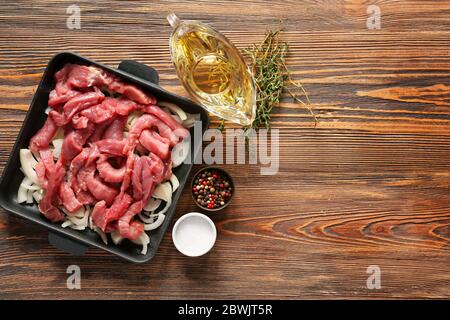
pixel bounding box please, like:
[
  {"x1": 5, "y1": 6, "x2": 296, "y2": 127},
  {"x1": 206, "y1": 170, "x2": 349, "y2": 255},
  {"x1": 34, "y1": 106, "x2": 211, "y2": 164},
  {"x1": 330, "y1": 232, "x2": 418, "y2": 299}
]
[
  {"x1": 183, "y1": 113, "x2": 201, "y2": 128},
  {"x1": 159, "y1": 101, "x2": 187, "y2": 121},
  {"x1": 138, "y1": 211, "x2": 158, "y2": 224},
  {"x1": 144, "y1": 197, "x2": 162, "y2": 212},
  {"x1": 169, "y1": 174, "x2": 179, "y2": 192},
  {"x1": 126, "y1": 111, "x2": 142, "y2": 130},
  {"x1": 61, "y1": 220, "x2": 72, "y2": 228},
  {"x1": 20, "y1": 177, "x2": 36, "y2": 190},
  {"x1": 19, "y1": 149, "x2": 39, "y2": 185},
  {"x1": 156, "y1": 198, "x2": 172, "y2": 216},
  {"x1": 69, "y1": 210, "x2": 89, "y2": 226},
  {"x1": 17, "y1": 176, "x2": 30, "y2": 203},
  {"x1": 171, "y1": 139, "x2": 190, "y2": 168},
  {"x1": 111, "y1": 230, "x2": 124, "y2": 245},
  {"x1": 32, "y1": 190, "x2": 43, "y2": 203},
  {"x1": 95, "y1": 228, "x2": 108, "y2": 244},
  {"x1": 152, "y1": 182, "x2": 172, "y2": 202},
  {"x1": 26, "y1": 189, "x2": 33, "y2": 204},
  {"x1": 51, "y1": 138, "x2": 64, "y2": 159},
  {"x1": 144, "y1": 213, "x2": 165, "y2": 231},
  {"x1": 131, "y1": 231, "x2": 150, "y2": 255},
  {"x1": 69, "y1": 225, "x2": 86, "y2": 230},
  {"x1": 171, "y1": 114, "x2": 182, "y2": 124},
  {"x1": 17, "y1": 185, "x2": 27, "y2": 203}
]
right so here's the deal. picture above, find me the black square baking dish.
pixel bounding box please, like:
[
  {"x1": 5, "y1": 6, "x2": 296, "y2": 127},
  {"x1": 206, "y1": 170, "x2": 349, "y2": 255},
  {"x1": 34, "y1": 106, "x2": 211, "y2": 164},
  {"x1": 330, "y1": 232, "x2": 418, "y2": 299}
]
[{"x1": 0, "y1": 52, "x2": 209, "y2": 263}]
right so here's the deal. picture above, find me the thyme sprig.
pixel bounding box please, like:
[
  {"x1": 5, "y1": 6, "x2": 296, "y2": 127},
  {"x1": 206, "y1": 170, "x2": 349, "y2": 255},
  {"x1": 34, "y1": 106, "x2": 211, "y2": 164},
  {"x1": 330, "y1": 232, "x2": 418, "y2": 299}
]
[{"x1": 243, "y1": 28, "x2": 316, "y2": 131}]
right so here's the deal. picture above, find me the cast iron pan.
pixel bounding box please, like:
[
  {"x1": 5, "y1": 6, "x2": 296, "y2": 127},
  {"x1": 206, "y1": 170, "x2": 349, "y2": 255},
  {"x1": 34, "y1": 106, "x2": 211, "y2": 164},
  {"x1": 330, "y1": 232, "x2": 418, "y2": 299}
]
[{"x1": 0, "y1": 52, "x2": 209, "y2": 263}]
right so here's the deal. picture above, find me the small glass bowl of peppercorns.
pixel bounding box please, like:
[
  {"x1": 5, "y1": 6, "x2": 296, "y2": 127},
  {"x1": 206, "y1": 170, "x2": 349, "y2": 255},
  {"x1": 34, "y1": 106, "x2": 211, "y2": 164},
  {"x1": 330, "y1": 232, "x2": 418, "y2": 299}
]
[{"x1": 191, "y1": 167, "x2": 234, "y2": 211}]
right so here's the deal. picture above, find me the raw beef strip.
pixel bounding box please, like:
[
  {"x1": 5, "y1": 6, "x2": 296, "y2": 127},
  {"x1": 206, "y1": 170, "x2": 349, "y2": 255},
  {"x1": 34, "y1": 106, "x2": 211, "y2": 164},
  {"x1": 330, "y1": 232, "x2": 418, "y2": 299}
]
[
  {"x1": 88, "y1": 117, "x2": 115, "y2": 142},
  {"x1": 142, "y1": 104, "x2": 189, "y2": 140},
  {"x1": 118, "y1": 201, "x2": 145, "y2": 240},
  {"x1": 60, "y1": 122, "x2": 94, "y2": 164},
  {"x1": 139, "y1": 129, "x2": 170, "y2": 159},
  {"x1": 118, "y1": 152, "x2": 136, "y2": 197},
  {"x1": 131, "y1": 156, "x2": 144, "y2": 200},
  {"x1": 66, "y1": 64, "x2": 106, "y2": 88},
  {"x1": 29, "y1": 116, "x2": 58, "y2": 153},
  {"x1": 35, "y1": 148, "x2": 55, "y2": 189},
  {"x1": 125, "y1": 114, "x2": 178, "y2": 153},
  {"x1": 50, "y1": 89, "x2": 105, "y2": 126},
  {"x1": 38, "y1": 157, "x2": 66, "y2": 222},
  {"x1": 68, "y1": 148, "x2": 97, "y2": 205},
  {"x1": 59, "y1": 181, "x2": 82, "y2": 213},
  {"x1": 148, "y1": 153, "x2": 166, "y2": 183},
  {"x1": 72, "y1": 114, "x2": 89, "y2": 129},
  {"x1": 65, "y1": 64, "x2": 156, "y2": 105},
  {"x1": 115, "y1": 97, "x2": 139, "y2": 116},
  {"x1": 107, "y1": 77, "x2": 156, "y2": 105},
  {"x1": 95, "y1": 139, "x2": 126, "y2": 156},
  {"x1": 80, "y1": 98, "x2": 116, "y2": 123},
  {"x1": 97, "y1": 154, "x2": 126, "y2": 183},
  {"x1": 91, "y1": 200, "x2": 107, "y2": 229},
  {"x1": 102, "y1": 116, "x2": 126, "y2": 140},
  {"x1": 86, "y1": 175, "x2": 118, "y2": 206},
  {"x1": 48, "y1": 64, "x2": 81, "y2": 107},
  {"x1": 92, "y1": 193, "x2": 133, "y2": 231},
  {"x1": 35, "y1": 159, "x2": 47, "y2": 189}
]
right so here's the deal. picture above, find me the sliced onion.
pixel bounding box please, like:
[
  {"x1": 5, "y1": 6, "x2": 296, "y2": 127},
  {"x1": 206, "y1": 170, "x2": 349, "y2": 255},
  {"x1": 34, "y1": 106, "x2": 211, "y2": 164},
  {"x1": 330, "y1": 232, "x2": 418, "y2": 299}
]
[
  {"x1": 61, "y1": 206, "x2": 84, "y2": 219},
  {"x1": 20, "y1": 177, "x2": 38, "y2": 191},
  {"x1": 20, "y1": 149, "x2": 39, "y2": 185},
  {"x1": 69, "y1": 209, "x2": 89, "y2": 227},
  {"x1": 21, "y1": 184, "x2": 41, "y2": 191},
  {"x1": 131, "y1": 231, "x2": 150, "y2": 255},
  {"x1": 171, "y1": 139, "x2": 190, "y2": 168},
  {"x1": 126, "y1": 111, "x2": 142, "y2": 130},
  {"x1": 70, "y1": 224, "x2": 87, "y2": 230},
  {"x1": 152, "y1": 182, "x2": 172, "y2": 202},
  {"x1": 111, "y1": 230, "x2": 124, "y2": 245},
  {"x1": 26, "y1": 189, "x2": 33, "y2": 204},
  {"x1": 144, "y1": 213, "x2": 165, "y2": 231},
  {"x1": 32, "y1": 190, "x2": 43, "y2": 203},
  {"x1": 138, "y1": 211, "x2": 159, "y2": 224},
  {"x1": 61, "y1": 220, "x2": 72, "y2": 228},
  {"x1": 169, "y1": 174, "x2": 179, "y2": 192},
  {"x1": 95, "y1": 228, "x2": 108, "y2": 244},
  {"x1": 159, "y1": 101, "x2": 187, "y2": 121},
  {"x1": 156, "y1": 198, "x2": 172, "y2": 215},
  {"x1": 183, "y1": 113, "x2": 201, "y2": 128},
  {"x1": 17, "y1": 184, "x2": 27, "y2": 204},
  {"x1": 51, "y1": 138, "x2": 64, "y2": 159},
  {"x1": 171, "y1": 114, "x2": 183, "y2": 124},
  {"x1": 144, "y1": 197, "x2": 162, "y2": 212}
]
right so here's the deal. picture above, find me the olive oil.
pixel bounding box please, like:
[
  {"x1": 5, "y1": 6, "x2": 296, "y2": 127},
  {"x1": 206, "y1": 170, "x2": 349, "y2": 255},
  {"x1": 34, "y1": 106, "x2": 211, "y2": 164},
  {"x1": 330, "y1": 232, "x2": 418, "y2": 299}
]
[{"x1": 168, "y1": 14, "x2": 256, "y2": 126}]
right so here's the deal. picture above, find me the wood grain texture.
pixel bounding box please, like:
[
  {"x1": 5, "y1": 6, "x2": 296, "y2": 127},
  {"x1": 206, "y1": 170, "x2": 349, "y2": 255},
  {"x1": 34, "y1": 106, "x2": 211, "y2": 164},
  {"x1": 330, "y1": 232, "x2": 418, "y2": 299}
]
[{"x1": 0, "y1": 0, "x2": 450, "y2": 299}]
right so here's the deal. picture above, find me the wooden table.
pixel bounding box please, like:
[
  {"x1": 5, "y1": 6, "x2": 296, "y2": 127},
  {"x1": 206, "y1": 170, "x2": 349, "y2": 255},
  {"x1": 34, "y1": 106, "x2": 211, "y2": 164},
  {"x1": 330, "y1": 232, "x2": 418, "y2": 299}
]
[{"x1": 1, "y1": 0, "x2": 449, "y2": 299}]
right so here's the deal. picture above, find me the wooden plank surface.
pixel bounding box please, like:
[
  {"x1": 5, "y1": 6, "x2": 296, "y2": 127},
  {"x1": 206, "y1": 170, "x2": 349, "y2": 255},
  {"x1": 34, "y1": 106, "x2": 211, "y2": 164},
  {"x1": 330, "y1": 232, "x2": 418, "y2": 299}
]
[{"x1": 0, "y1": 0, "x2": 449, "y2": 299}]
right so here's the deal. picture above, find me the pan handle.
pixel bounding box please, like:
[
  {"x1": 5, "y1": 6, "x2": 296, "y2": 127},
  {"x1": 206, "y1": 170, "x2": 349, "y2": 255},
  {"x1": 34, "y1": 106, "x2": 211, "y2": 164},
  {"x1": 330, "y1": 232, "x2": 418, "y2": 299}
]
[
  {"x1": 117, "y1": 60, "x2": 160, "y2": 85},
  {"x1": 48, "y1": 232, "x2": 88, "y2": 256}
]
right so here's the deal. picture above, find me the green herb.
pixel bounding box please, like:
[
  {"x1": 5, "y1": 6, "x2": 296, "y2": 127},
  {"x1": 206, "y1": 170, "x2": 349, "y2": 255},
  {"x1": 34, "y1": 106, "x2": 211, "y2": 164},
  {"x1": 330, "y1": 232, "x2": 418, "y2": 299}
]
[
  {"x1": 242, "y1": 28, "x2": 316, "y2": 131},
  {"x1": 217, "y1": 119, "x2": 226, "y2": 132}
]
